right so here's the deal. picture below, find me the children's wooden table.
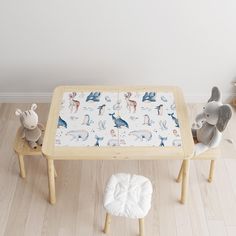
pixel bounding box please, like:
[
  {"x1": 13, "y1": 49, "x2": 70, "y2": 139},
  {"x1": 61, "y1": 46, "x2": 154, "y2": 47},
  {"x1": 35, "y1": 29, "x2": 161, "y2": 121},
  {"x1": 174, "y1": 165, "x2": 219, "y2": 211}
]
[{"x1": 42, "y1": 86, "x2": 194, "y2": 205}]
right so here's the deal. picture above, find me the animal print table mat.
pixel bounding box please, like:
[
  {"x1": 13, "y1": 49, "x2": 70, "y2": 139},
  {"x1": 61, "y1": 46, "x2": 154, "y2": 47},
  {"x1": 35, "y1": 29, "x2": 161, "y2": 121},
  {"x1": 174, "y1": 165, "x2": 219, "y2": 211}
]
[{"x1": 55, "y1": 91, "x2": 182, "y2": 147}]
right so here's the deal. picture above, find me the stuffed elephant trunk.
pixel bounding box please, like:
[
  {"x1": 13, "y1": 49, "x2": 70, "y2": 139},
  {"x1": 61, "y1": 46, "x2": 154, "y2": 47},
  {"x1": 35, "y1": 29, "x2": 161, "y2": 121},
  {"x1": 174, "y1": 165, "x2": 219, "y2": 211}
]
[{"x1": 193, "y1": 112, "x2": 206, "y2": 129}]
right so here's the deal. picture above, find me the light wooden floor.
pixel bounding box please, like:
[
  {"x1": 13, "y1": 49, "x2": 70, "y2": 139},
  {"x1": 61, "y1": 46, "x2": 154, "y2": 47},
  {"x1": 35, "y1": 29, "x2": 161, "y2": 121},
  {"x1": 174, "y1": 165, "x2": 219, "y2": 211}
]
[{"x1": 0, "y1": 103, "x2": 236, "y2": 236}]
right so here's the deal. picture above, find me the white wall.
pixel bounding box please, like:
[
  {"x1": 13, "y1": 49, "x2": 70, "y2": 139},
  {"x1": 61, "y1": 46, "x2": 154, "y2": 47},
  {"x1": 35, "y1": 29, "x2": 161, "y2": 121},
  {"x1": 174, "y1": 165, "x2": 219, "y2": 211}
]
[{"x1": 0, "y1": 0, "x2": 236, "y2": 102}]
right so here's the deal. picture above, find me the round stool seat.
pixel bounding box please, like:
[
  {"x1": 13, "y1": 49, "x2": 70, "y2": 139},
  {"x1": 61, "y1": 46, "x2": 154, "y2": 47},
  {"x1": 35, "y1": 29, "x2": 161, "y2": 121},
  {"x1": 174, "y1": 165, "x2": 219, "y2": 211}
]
[{"x1": 104, "y1": 173, "x2": 153, "y2": 219}]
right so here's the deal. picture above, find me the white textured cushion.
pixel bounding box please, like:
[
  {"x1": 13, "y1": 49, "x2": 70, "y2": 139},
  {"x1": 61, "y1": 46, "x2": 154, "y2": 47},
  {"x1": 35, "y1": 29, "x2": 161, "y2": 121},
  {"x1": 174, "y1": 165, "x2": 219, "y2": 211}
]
[{"x1": 104, "y1": 173, "x2": 153, "y2": 219}]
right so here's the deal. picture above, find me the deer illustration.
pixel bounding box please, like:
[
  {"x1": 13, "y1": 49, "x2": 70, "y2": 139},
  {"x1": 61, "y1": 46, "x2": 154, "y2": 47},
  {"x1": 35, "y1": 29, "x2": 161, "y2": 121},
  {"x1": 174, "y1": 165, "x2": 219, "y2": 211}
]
[
  {"x1": 124, "y1": 92, "x2": 137, "y2": 113},
  {"x1": 69, "y1": 92, "x2": 80, "y2": 113}
]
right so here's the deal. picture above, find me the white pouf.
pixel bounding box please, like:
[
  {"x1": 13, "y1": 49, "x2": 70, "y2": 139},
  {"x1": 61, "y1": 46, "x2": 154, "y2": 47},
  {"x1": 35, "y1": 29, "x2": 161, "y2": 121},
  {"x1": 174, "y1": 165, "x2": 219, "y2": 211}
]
[{"x1": 103, "y1": 173, "x2": 153, "y2": 219}]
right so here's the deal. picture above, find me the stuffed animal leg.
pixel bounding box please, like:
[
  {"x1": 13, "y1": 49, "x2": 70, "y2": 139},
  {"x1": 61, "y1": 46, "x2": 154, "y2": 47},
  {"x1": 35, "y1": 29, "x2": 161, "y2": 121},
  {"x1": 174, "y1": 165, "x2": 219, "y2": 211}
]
[
  {"x1": 28, "y1": 140, "x2": 38, "y2": 149},
  {"x1": 36, "y1": 135, "x2": 43, "y2": 146}
]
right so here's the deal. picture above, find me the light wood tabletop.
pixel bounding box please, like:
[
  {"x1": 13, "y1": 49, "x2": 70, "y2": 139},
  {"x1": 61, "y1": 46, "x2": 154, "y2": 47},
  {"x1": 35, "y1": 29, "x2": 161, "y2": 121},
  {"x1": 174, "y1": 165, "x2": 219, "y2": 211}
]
[{"x1": 42, "y1": 85, "x2": 194, "y2": 204}]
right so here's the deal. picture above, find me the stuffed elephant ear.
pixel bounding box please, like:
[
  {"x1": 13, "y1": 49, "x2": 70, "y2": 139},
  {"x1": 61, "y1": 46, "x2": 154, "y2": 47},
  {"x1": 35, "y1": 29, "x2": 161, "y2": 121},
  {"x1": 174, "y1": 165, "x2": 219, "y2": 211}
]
[
  {"x1": 216, "y1": 104, "x2": 232, "y2": 132},
  {"x1": 15, "y1": 109, "x2": 22, "y2": 116},
  {"x1": 31, "y1": 103, "x2": 37, "y2": 110},
  {"x1": 208, "y1": 87, "x2": 221, "y2": 102}
]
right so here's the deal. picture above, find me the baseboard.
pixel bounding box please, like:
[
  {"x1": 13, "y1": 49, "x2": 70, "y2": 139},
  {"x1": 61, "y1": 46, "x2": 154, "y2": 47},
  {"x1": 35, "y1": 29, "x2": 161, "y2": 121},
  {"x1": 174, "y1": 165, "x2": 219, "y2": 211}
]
[
  {"x1": 0, "y1": 92, "x2": 52, "y2": 103},
  {"x1": 0, "y1": 92, "x2": 235, "y2": 103},
  {"x1": 185, "y1": 92, "x2": 236, "y2": 103},
  {"x1": 185, "y1": 94, "x2": 209, "y2": 103}
]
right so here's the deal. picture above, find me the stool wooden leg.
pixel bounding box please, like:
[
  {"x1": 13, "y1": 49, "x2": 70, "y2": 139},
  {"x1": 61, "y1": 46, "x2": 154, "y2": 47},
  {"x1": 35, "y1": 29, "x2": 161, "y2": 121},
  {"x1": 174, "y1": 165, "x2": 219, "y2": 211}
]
[
  {"x1": 139, "y1": 218, "x2": 144, "y2": 236},
  {"x1": 54, "y1": 167, "x2": 58, "y2": 178},
  {"x1": 103, "y1": 213, "x2": 111, "y2": 234},
  {"x1": 176, "y1": 161, "x2": 184, "y2": 183},
  {"x1": 18, "y1": 154, "x2": 26, "y2": 178},
  {"x1": 180, "y1": 160, "x2": 190, "y2": 204},
  {"x1": 47, "y1": 159, "x2": 56, "y2": 205},
  {"x1": 208, "y1": 160, "x2": 215, "y2": 183}
]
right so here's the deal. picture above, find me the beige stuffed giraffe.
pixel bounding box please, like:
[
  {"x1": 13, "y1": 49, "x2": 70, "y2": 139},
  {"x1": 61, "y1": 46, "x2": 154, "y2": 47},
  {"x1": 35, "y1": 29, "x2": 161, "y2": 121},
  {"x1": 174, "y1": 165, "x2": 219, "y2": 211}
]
[{"x1": 15, "y1": 104, "x2": 44, "y2": 149}]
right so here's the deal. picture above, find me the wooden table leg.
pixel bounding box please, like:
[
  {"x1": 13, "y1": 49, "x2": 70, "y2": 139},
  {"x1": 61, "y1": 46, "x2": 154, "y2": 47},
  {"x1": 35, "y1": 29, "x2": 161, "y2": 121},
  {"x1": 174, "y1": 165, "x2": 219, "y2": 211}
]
[
  {"x1": 208, "y1": 160, "x2": 215, "y2": 183},
  {"x1": 176, "y1": 161, "x2": 184, "y2": 183},
  {"x1": 47, "y1": 159, "x2": 56, "y2": 205},
  {"x1": 180, "y1": 159, "x2": 190, "y2": 204}
]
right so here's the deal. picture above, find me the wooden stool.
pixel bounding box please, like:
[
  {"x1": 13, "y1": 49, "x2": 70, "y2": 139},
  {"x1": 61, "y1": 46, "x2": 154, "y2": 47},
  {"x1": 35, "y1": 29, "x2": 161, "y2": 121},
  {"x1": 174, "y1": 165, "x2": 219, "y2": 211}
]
[
  {"x1": 103, "y1": 173, "x2": 153, "y2": 236},
  {"x1": 177, "y1": 147, "x2": 221, "y2": 183},
  {"x1": 13, "y1": 127, "x2": 57, "y2": 178}
]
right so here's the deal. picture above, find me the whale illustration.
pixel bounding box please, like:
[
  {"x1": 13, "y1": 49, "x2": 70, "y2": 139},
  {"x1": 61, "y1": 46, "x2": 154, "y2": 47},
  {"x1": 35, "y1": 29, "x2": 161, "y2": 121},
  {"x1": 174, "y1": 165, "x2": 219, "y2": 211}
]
[
  {"x1": 109, "y1": 113, "x2": 129, "y2": 128},
  {"x1": 58, "y1": 116, "x2": 67, "y2": 128}
]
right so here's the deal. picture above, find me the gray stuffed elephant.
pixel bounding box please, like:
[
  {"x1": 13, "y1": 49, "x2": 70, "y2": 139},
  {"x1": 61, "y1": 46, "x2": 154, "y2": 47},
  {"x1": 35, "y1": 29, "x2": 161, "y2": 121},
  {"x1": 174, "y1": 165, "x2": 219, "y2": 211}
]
[
  {"x1": 192, "y1": 87, "x2": 232, "y2": 155},
  {"x1": 15, "y1": 104, "x2": 44, "y2": 149}
]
